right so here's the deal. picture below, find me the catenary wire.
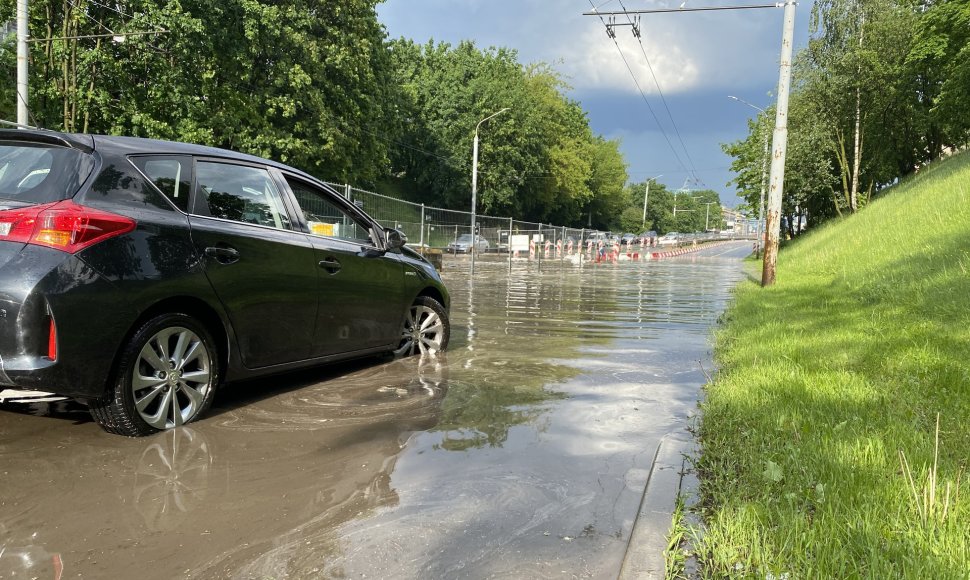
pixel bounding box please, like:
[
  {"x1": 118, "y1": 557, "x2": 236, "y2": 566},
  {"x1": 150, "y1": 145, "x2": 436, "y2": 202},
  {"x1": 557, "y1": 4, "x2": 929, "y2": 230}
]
[
  {"x1": 616, "y1": 0, "x2": 705, "y2": 187},
  {"x1": 586, "y1": 0, "x2": 692, "y2": 180}
]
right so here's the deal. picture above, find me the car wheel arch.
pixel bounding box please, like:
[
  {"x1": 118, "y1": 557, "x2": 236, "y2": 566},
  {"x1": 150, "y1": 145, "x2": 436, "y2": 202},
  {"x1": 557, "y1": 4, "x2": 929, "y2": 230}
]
[
  {"x1": 103, "y1": 296, "x2": 231, "y2": 398},
  {"x1": 415, "y1": 286, "x2": 448, "y2": 311}
]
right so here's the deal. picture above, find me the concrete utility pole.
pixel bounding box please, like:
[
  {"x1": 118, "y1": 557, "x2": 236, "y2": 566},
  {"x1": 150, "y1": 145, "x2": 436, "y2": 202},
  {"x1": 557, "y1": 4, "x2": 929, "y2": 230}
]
[
  {"x1": 641, "y1": 174, "x2": 662, "y2": 229},
  {"x1": 470, "y1": 107, "x2": 509, "y2": 278},
  {"x1": 762, "y1": 1, "x2": 796, "y2": 287},
  {"x1": 584, "y1": 2, "x2": 798, "y2": 285},
  {"x1": 17, "y1": 0, "x2": 28, "y2": 126}
]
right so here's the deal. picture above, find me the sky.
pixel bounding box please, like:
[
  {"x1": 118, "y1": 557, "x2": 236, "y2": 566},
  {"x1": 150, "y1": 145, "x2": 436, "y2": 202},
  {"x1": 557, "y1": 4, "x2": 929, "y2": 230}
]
[{"x1": 376, "y1": 0, "x2": 815, "y2": 208}]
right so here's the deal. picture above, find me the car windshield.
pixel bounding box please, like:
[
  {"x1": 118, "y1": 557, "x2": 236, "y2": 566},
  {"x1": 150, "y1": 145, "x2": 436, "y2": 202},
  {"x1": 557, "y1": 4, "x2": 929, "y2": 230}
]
[
  {"x1": 456, "y1": 234, "x2": 474, "y2": 242},
  {"x1": 0, "y1": 142, "x2": 95, "y2": 205}
]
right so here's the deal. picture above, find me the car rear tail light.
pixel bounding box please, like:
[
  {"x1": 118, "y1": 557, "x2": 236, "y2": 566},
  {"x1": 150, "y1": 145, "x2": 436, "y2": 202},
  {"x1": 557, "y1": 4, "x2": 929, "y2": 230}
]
[
  {"x1": 47, "y1": 317, "x2": 58, "y2": 361},
  {"x1": 0, "y1": 200, "x2": 136, "y2": 254}
]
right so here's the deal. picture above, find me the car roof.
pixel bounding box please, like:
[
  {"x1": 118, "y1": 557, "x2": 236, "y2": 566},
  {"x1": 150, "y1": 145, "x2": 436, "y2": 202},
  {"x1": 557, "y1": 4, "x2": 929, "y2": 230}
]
[{"x1": 0, "y1": 128, "x2": 319, "y2": 183}]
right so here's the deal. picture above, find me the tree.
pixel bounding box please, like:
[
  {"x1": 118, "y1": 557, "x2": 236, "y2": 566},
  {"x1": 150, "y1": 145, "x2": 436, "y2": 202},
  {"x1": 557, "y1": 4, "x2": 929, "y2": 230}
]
[
  {"x1": 722, "y1": 110, "x2": 773, "y2": 217},
  {"x1": 584, "y1": 137, "x2": 628, "y2": 229},
  {"x1": 2, "y1": 0, "x2": 397, "y2": 184},
  {"x1": 807, "y1": 0, "x2": 919, "y2": 211},
  {"x1": 385, "y1": 39, "x2": 626, "y2": 225},
  {"x1": 724, "y1": 89, "x2": 835, "y2": 234},
  {"x1": 907, "y1": 0, "x2": 970, "y2": 150}
]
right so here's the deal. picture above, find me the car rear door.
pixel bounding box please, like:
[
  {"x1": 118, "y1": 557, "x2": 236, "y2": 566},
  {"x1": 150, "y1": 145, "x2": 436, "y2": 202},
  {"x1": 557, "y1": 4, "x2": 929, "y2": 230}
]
[
  {"x1": 188, "y1": 160, "x2": 317, "y2": 368},
  {"x1": 280, "y1": 176, "x2": 407, "y2": 356}
]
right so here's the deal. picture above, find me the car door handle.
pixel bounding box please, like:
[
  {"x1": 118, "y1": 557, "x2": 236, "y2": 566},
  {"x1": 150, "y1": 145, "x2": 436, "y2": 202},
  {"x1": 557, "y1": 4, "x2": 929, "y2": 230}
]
[
  {"x1": 318, "y1": 257, "x2": 342, "y2": 274},
  {"x1": 204, "y1": 245, "x2": 240, "y2": 264}
]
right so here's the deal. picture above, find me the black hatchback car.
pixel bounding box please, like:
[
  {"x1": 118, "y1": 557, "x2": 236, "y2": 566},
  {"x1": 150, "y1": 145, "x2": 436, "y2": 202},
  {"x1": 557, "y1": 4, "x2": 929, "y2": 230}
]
[{"x1": 0, "y1": 129, "x2": 450, "y2": 436}]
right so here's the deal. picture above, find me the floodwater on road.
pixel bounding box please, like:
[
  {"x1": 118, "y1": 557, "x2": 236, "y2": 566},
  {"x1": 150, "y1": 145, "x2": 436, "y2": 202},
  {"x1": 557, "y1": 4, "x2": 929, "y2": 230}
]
[{"x1": 0, "y1": 241, "x2": 751, "y2": 579}]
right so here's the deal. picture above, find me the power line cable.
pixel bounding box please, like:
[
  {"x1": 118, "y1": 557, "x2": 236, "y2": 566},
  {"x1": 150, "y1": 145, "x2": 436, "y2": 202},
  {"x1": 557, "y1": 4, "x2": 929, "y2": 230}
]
[
  {"x1": 616, "y1": 0, "x2": 705, "y2": 186},
  {"x1": 586, "y1": 0, "x2": 692, "y2": 180},
  {"x1": 85, "y1": 0, "x2": 135, "y2": 19}
]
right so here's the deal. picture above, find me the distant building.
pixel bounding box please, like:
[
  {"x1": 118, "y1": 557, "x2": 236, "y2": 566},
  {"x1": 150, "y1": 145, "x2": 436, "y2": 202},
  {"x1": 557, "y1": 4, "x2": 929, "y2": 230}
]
[{"x1": 721, "y1": 206, "x2": 751, "y2": 234}]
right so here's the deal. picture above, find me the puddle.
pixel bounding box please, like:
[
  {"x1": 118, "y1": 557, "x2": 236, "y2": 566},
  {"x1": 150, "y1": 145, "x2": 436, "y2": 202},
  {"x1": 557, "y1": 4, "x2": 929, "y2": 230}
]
[{"x1": 0, "y1": 242, "x2": 750, "y2": 578}]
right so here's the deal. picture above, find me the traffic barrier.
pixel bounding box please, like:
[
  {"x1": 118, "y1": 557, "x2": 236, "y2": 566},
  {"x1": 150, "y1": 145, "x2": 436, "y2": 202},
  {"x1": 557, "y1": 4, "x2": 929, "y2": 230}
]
[{"x1": 649, "y1": 240, "x2": 732, "y2": 259}]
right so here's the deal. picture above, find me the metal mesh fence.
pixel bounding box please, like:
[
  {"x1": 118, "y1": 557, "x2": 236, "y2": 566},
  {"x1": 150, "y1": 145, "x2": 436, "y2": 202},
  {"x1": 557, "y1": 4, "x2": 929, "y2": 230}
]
[{"x1": 319, "y1": 181, "x2": 741, "y2": 268}]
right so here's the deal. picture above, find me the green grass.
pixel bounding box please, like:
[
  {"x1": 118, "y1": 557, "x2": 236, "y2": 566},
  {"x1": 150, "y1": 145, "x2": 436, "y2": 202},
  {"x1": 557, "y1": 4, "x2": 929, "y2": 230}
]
[
  {"x1": 694, "y1": 151, "x2": 970, "y2": 578},
  {"x1": 666, "y1": 494, "x2": 690, "y2": 579}
]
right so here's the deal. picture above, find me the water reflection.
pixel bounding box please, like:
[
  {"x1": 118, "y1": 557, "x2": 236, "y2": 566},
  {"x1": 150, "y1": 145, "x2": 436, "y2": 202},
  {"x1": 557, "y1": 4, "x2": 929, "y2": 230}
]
[
  {"x1": 0, "y1": 353, "x2": 455, "y2": 578},
  {"x1": 430, "y1": 258, "x2": 739, "y2": 452},
  {"x1": 0, "y1": 243, "x2": 751, "y2": 578},
  {"x1": 0, "y1": 522, "x2": 64, "y2": 580},
  {"x1": 325, "y1": 251, "x2": 749, "y2": 579},
  {"x1": 131, "y1": 427, "x2": 212, "y2": 532}
]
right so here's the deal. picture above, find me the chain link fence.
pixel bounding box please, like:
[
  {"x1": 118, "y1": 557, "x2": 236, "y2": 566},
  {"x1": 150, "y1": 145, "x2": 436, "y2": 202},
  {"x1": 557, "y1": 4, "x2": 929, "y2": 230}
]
[{"x1": 324, "y1": 182, "x2": 740, "y2": 269}]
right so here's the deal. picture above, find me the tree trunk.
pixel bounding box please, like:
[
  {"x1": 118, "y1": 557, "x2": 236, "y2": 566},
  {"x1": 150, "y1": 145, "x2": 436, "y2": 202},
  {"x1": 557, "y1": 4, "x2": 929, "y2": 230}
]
[
  {"x1": 850, "y1": 85, "x2": 862, "y2": 212},
  {"x1": 83, "y1": 38, "x2": 100, "y2": 134},
  {"x1": 61, "y1": 6, "x2": 70, "y2": 131},
  {"x1": 849, "y1": 10, "x2": 865, "y2": 213}
]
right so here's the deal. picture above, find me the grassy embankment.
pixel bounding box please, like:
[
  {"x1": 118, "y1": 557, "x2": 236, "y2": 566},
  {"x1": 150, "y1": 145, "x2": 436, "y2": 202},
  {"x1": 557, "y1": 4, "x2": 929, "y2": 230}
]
[{"x1": 693, "y1": 151, "x2": 969, "y2": 578}]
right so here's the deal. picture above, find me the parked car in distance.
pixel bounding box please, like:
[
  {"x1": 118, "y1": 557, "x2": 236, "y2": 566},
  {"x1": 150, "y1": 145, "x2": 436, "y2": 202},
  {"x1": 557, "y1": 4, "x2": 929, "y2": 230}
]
[
  {"x1": 0, "y1": 128, "x2": 450, "y2": 436},
  {"x1": 447, "y1": 233, "x2": 489, "y2": 254},
  {"x1": 657, "y1": 232, "x2": 680, "y2": 246},
  {"x1": 620, "y1": 233, "x2": 637, "y2": 245}
]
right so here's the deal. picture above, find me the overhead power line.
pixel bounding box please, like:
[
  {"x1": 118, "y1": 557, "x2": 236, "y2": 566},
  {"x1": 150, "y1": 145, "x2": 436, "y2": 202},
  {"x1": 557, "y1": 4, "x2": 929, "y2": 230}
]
[
  {"x1": 583, "y1": 3, "x2": 786, "y2": 16},
  {"x1": 616, "y1": 0, "x2": 704, "y2": 186},
  {"x1": 585, "y1": 0, "x2": 694, "y2": 183},
  {"x1": 583, "y1": 2, "x2": 798, "y2": 286}
]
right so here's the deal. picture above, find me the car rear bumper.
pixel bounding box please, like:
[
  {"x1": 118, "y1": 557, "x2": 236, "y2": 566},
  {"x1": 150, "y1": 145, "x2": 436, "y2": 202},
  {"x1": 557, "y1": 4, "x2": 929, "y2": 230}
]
[{"x1": 0, "y1": 242, "x2": 134, "y2": 400}]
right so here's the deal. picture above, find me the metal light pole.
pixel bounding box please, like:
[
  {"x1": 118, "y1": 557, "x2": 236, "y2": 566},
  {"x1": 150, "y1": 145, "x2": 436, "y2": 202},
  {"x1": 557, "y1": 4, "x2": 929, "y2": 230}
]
[
  {"x1": 641, "y1": 174, "x2": 663, "y2": 230},
  {"x1": 17, "y1": 0, "x2": 28, "y2": 126},
  {"x1": 729, "y1": 95, "x2": 770, "y2": 257},
  {"x1": 762, "y1": 1, "x2": 797, "y2": 287},
  {"x1": 470, "y1": 107, "x2": 509, "y2": 278}
]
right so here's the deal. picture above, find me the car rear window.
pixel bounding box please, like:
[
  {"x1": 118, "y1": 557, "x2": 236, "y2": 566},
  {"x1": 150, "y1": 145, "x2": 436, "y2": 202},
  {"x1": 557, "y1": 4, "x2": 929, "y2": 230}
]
[{"x1": 0, "y1": 142, "x2": 95, "y2": 204}]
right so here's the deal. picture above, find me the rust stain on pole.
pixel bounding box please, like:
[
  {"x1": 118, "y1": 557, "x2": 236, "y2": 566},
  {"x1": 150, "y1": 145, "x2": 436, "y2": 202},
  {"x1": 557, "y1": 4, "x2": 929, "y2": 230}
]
[{"x1": 761, "y1": 1, "x2": 796, "y2": 288}]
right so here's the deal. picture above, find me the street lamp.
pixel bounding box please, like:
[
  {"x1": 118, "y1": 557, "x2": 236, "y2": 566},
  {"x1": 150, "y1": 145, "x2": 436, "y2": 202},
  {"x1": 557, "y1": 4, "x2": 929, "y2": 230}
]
[
  {"x1": 701, "y1": 201, "x2": 718, "y2": 231},
  {"x1": 729, "y1": 95, "x2": 769, "y2": 257},
  {"x1": 641, "y1": 174, "x2": 663, "y2": 230},
  {"x1": 470, "y1": 107, "x2": 510, "y2": 278},
  {"x1": 671, "y1": 177, "x2": 692, "y2": 219}
]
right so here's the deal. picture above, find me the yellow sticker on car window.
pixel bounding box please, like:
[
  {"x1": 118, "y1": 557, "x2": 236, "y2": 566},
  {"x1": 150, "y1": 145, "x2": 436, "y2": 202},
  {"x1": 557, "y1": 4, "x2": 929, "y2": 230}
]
[{"x1": 309, "y1": 222, "x2": 335, "y2": 236}]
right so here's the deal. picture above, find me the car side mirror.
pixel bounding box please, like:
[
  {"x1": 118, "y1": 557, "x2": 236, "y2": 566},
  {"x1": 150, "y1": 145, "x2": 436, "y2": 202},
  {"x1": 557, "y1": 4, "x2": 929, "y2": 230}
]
[{"x1": 385, "y1": 228, "x2": 407, "y2": 251}]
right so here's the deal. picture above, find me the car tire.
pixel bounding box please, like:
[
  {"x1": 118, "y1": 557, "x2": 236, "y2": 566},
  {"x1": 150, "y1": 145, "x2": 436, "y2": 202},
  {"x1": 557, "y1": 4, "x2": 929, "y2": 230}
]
[
  {"x1": 393, "y1": 297, "x2": 450, "y2": 357},
  {"x1": 90, "y1": 313, "x2": 220, "y2": 437}
]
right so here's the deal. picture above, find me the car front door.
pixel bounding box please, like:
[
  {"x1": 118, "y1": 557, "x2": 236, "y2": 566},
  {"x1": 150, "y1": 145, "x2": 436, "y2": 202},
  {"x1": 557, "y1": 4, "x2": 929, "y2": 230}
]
[
  {"x1": 188, "y1": 160, "x2": 318, "y2": 368},
  {"x1": 281, "y1": 176, "x2": 407, "y2": 356}
]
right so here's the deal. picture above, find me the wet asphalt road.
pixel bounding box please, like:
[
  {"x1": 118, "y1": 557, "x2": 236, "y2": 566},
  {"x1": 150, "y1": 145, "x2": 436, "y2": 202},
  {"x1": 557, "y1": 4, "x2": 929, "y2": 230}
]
[{"x1": 0, "y1": 241, "x2": 751, "y2": 579}]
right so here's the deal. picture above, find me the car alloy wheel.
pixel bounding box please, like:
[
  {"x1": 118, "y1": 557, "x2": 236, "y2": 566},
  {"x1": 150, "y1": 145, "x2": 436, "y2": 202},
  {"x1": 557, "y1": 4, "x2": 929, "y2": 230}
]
[
  {"x1": 131, "y1": 326, "x2": 213, "y2": 429},
  {"x1": 394, "y1": 297, "x2": 450, "y2": 357},
  {"x1": 90, "y1": 313, "x2": 219, "y2": 436}
]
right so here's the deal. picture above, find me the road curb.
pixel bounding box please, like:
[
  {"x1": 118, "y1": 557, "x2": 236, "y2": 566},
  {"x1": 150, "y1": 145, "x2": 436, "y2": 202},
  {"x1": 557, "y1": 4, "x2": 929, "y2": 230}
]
[{"x1": 618, "y1": 431, "x2": 695, "y2": 580}]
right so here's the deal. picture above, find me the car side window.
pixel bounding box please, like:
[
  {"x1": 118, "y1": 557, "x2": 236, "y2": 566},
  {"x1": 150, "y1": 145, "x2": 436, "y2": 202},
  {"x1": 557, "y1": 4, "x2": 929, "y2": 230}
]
[
  {"x1": 194, "y1": 162, "x2": 292, "y2": 230},
  {"x1": 286, "y1": 178, "x2": 373, "y2": 245},
  {"x1": 130, "y1": 155, "x2": 192, "y2": 212}
]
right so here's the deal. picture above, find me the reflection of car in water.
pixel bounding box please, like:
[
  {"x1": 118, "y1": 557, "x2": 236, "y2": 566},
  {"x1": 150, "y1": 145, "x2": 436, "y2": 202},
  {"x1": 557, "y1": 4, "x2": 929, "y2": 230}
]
[
  {"x1": 0, "y1": 543, "x2": 64, "y2": 580},
  {"x1": 0, "y1": 355, "x2": 449, "y2": 577},
  {"x1": 446, "y1": 234, "x2": 489, "y2": 253}
]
